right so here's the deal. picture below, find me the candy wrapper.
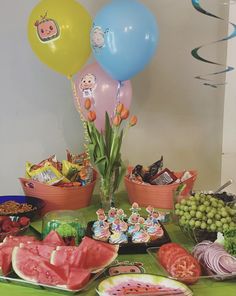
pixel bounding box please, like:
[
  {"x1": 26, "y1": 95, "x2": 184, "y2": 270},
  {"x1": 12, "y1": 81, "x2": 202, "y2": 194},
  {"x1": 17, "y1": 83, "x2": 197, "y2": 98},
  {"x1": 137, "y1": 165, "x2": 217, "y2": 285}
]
[
  {"x1": 25, "y1": 151, "x2": 94, "y2": 187},
  {"x1": 130, "y1": 157, "x2": 193, "y2": 187}
]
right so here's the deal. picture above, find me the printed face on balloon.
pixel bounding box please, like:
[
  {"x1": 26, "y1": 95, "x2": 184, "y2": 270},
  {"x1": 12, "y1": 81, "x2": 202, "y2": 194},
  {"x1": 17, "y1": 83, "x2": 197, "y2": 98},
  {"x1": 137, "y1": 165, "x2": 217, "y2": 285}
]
[
  {"x1": 35, "y1": 13, "x2": 60, "y2": 42},
  {"x1": 79, "y1": 73, "x2": 97, "y2": 98},
  {"x1": 91, "y1": 26, "x2": 110, "y2": 51}
]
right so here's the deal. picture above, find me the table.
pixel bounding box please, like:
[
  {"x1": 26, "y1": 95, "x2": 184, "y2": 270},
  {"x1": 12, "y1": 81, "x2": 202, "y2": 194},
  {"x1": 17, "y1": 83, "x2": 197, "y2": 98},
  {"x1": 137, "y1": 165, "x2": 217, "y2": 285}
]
[{"x1": 0, "y1": 192, "x2": 235, "y2": 295}]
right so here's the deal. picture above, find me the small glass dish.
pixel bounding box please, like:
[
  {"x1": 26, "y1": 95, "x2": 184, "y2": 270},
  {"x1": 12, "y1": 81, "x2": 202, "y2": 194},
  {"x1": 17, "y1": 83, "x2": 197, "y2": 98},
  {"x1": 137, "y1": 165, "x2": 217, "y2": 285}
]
[
  {"x1": 147, "y1": 246, "x2": 236, "y2": 282},
  {"x1": 42, "y1": 210, "x2": 86, "y2": 245}
]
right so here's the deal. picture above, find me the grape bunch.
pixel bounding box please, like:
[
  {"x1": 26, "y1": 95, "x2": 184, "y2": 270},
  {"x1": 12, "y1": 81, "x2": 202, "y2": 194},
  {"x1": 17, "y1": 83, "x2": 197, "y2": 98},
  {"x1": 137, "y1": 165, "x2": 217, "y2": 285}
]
[{"x1": 175, "y1": 193, "x2": 236, "y2": 233}]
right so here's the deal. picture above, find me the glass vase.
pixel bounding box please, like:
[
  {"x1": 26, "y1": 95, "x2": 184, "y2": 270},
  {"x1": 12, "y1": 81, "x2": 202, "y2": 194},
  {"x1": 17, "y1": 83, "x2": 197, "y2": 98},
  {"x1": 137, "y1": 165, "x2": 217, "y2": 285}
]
[{"x1": 99, "y1": 174, "x2": 116, "y2": 212}]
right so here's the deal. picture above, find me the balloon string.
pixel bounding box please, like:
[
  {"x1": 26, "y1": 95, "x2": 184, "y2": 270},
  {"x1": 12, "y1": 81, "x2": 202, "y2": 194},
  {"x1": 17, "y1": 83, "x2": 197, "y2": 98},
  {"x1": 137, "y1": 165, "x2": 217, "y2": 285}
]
[
  {"x1": 69, "y1": 77, "x2": 90, "y2": 157},
  {"x1": 191, "y1": 0, "x2": 236, "y2": 87}
]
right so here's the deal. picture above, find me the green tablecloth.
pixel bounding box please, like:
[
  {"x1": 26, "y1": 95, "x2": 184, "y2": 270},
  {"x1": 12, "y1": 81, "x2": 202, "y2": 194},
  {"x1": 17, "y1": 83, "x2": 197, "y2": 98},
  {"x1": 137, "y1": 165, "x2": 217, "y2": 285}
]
[{"x1": 0, "y1": 192, "x2": 235, "y2": 296}]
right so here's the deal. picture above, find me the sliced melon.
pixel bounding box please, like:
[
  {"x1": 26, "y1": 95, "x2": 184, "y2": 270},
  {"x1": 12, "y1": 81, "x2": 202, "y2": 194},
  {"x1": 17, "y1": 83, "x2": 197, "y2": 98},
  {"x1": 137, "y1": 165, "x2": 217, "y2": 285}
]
[
  {"x1": 43, "y1": 230, "x2": 65, "y2": 246},
  {"x1": 0, "y1": 246, "x2": 13, "y2": 276},
  {"x1": 12, "y1": 247, "x2": 67, "y2": 286},
  {"x1": 66, "y1": 267, "x2": 91, "y2": 290},
  {"x1": 20, "y1": 243, "x2": 56, "y2": 261}
]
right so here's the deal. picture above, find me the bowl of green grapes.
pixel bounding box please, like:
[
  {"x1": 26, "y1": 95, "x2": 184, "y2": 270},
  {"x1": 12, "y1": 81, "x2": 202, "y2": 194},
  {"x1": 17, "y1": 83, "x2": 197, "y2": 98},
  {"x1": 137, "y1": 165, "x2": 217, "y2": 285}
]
[{"x1": 174, "y1": 192, "x2": 236, "y2": 243}]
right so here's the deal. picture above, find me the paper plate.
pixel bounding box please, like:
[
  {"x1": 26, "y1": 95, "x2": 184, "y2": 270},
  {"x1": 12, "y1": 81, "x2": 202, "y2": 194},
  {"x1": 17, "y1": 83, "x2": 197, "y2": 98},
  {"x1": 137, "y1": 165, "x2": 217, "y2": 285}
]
[{"x1": 97, "y1": 273, "x2": 193, "y2": 296}]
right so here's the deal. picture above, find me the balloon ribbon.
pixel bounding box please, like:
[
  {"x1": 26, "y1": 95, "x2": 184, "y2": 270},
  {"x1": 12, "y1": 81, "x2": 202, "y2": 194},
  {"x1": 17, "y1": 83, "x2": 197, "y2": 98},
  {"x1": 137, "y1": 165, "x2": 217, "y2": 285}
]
[{"x1": 191, "y1": 0, "x2": 236, "y2": 87}]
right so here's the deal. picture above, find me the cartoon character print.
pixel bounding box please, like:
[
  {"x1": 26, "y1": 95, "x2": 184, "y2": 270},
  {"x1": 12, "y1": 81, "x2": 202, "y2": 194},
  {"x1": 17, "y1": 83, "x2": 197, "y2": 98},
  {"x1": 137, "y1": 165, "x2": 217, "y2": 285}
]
[
  {"x1": 35, "y1": 12, "x2": 60, "y2": 43},
  {"x1": 79, "y1": 73, "x2": 97, "y2": 99},
  {"x1": 107, "y1": 261, "x2": 145, "y2": 276},
  {"x1": 91, "y1": 25, "x2": 110, "y2": 52}
]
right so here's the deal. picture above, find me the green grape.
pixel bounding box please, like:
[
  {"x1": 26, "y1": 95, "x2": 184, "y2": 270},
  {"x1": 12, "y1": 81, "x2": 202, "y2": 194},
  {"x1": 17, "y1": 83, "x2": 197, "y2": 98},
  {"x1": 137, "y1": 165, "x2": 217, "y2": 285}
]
[
  {"x1": 204, "y1": 201, "x2": 210, "y2": 207},
  {"x1": 180, "y1": 199, "x2": 187, "y2": 205},
  {"x1": 207, "y1": 218, "x2": 213, "y2": 225},
  {"x1": 175, "y1": 203, "x2": 180, "y2": 209},
  {"x1": 221, "y1": 218, "x2": 227, "y2": 224},
  {"x1": 229, "y1": 221, "x2": 235, "y2": 228},
  {"x1": 212, "y1": 201, "x2": 218, "y2": 208},
  {"x1": 211, "y1": 208, "x2": 217, "y2": 214},
  {"x1": 191, "y1": 205, "x2": 197, "y2": 211},
  {"x1": 220, "y1": 210, "x2": 228, "y2": 218},
  {"x1": 201, "y1": 222, "x2": 207, "y2": 230},
  {"x1": 202, "y1": 216, "x2": 207, "y2": 222},
  {"x1": 226, "y1": 217, "x2": 232, "y2": 223},
  {"x1": 206, "y1": 206, "x2": 211, "y2": 213},
  {"x1": 196, "y1": 211, "x2": 203, "y2": 219},
  {"x1": 189, "y1": 196, "x2": 195, "y2": 201},
  {"x1": 189, "y1": 219, "x2": 195, "y2": 227},
  {"x1": 199, "y1": 205, "x2": 206, "y2": 212},
  {"x1": 216, "y1": 221, "x2": 222, "y2": 227},
  {"x1": 186, "y1": 200, "x2": 192, "y2": 206},
  {"x1": 184, "y1": 213, "x2": 191, "y2": 220},
  {"x1": 223, "y1": 223, "x2": 229, "y2": 231},
  {"x1": 190, "y1": 210, "x2": 196, "y2": 217},
  {"x1": 210, "y1": 224, "x2": 217, "y2": 232},
  {"x1": 175, "y1": 209, "x2": 180, "y2": 216},
  {"x1": 195, "y1": 195, "x2": 201, "y2": 201},
  {"x1": 195, "y1": 221, "x2": 201, "y2": 228},
  {"x1": 179, "y1": 210, "x2": 184, "y2": 216},
  {"x1": 184, "y1": 206, "x2": 189, "y2": 212},
  {"x1": 207, "y1": 212, "x2": 214, "y2": 219},
  {"x1": 215, "y1": 214, "x2": 221, "y2": 220}
]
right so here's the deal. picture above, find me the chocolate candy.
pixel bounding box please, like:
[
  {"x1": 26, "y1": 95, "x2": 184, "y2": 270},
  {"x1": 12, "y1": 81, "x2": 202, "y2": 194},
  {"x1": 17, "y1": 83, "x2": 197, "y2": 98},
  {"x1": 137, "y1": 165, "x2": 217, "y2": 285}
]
[{"x1": 150, "y1": 168, "x2": 177, "y2": 185}]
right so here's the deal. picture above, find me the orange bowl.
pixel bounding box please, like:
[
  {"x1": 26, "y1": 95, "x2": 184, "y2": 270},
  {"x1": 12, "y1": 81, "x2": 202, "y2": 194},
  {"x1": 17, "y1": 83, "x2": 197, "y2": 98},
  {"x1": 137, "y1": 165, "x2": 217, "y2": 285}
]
[
  {"x1": 124, "y1": 170, "x2": 197, "y2": 210},
  {"x1": 19, "y1": 172, "x2": 97, "y2": 215}
]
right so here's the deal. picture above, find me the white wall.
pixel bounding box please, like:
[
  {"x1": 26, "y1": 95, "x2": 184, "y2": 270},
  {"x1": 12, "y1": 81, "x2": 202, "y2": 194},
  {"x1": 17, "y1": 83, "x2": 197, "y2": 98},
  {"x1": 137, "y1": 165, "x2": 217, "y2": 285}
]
[
  {"x1": 0, "y1": 0, "x2": 229, "y2": 195},
  {"x1": 222, "y1": 3, "x2": 236, "y2": 194}
]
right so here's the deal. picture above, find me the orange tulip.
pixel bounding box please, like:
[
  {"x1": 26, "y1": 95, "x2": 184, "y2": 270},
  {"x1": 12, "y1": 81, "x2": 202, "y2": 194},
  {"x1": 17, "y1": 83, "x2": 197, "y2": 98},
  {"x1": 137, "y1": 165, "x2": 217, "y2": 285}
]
[
  {"x1": 87, "y1": 111, "x2": 96, "y2": 122},
  {"x1": 120, "y1": 108, "x2": 130, "y2": 120},
  {"x1": 84, "y1": 98, "x2": 92, "y2": 110},
  {"x1": 113, "y1": 115, "x2": 122, "y2": 126},
  {"x1": 116, "y1": 103, "x2": 124, "y2": 114},
  {"x1": 130, "y1": 115, "x2": 137, "y2": 126}
]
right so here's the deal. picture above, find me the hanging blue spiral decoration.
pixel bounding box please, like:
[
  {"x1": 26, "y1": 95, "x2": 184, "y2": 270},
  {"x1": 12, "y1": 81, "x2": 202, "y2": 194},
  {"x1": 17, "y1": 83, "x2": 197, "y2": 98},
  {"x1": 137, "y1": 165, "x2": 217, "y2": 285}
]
[{"x1": 191, "y1": 0, "x2": 236, "y2": 87}]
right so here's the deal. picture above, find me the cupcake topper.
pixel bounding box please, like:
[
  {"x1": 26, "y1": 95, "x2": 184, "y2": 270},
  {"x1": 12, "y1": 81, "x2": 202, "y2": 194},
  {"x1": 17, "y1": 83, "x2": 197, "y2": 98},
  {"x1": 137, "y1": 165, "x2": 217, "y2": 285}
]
[
  {"x1": 130, "y1": 202, "x2": 141, "y2": 213},
  {"x1": 128, "y1": 213, "x2": 140, "y2": 225},
  {"x1": 107, "y1": 207, "x2": 117, "y2": 223},
  {"x1": 116, "y1": 209, "x2": 126, "y2": 221},
  {"x1": 146, "y1": 205, "x2": 154, "y2": 215},
  {"x1": 137, "y1": 217, "x2": 146, "y2": 230},
  {"x1": 151, "y1": 211, "x2": 160, "y2": 224}
]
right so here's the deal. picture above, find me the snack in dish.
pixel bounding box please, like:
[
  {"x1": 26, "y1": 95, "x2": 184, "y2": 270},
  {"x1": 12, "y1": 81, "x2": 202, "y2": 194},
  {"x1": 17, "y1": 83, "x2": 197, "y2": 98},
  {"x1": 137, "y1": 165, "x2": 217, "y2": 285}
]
[{"x1": 25, "y1": 150, "x2": 94, "y2": 187}]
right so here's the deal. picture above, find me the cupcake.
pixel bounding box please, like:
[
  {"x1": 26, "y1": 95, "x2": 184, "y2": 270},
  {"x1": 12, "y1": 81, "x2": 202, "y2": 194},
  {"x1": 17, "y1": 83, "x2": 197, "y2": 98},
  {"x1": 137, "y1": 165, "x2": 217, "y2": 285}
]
[
  {"x1": 93, "y1": 222, "x2": 110, "y2": 242},
  {"x1": 147, "y1": 224, "x2": 164, "y2": 241},
  {"x1": 132, "y1": 230, "x2": 150, "y2": 244},
  {"x1": 109, "y1": 231, "x2": 128, "y2": 244}
]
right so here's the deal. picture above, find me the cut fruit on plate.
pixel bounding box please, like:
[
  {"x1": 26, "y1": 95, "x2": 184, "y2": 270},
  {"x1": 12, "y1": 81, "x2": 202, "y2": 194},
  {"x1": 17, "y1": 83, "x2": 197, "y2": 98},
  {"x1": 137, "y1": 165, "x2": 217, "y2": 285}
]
[{"x1": 96, "y1": 274, "x2": 193, "y2": 296}]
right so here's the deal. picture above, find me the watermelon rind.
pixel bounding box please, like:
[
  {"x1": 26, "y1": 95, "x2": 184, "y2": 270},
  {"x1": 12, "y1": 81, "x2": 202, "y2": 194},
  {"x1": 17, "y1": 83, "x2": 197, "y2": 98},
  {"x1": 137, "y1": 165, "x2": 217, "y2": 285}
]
[{"x1": 97, "y1": 274, "x2": 193, "y2": 295}]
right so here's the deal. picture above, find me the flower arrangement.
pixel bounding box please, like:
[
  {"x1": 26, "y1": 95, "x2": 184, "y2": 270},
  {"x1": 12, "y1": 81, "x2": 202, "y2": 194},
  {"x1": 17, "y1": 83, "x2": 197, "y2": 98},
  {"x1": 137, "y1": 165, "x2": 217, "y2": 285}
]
[{"x1": 84, "y1": 99, "x2": 137, "y2": 209}]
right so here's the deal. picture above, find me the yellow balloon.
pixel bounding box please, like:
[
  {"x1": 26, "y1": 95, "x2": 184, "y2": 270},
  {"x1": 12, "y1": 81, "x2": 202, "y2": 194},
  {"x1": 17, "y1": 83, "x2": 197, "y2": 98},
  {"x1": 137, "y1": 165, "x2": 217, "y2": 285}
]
[{"x1": 28, "y1": 0, "x2": 92, "y2": 76}]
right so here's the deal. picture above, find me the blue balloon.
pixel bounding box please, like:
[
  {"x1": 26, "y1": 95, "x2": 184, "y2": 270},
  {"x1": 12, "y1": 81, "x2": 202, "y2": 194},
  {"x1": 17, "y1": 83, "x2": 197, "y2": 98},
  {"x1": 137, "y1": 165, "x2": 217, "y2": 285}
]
[{"x1": 90, "y1": 0, "x2": 159, "y2": 81}]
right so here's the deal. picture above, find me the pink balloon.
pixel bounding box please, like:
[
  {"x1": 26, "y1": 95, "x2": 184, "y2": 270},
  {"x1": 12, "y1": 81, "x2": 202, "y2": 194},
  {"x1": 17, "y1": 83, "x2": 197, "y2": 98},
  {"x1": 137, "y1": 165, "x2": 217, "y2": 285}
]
[{"x1": 73, "y1": 62, "x2": 132, "y2": 131}]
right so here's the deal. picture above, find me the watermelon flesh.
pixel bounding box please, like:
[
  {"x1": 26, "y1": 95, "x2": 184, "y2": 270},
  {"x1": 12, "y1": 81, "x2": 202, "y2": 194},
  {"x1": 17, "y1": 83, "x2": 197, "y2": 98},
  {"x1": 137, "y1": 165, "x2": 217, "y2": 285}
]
[
  {"x1": 0, "y1": 246, "x2": 13, "y2": 276},
  {"x1": 43, "y1": 231, "x2": 65, "y2": 246},
  {"x1": 12, "y1": 247, "x2": 67, "y2": 286},
  {"x1": 66, "y1": 267, "x2": 91, "y2": 291},
  {"x1": 19, "y1": 243, "x2": 56, "y2": 261},
  {"x1": 51, "y1": 236, "x2": 118, "y2": 272}
]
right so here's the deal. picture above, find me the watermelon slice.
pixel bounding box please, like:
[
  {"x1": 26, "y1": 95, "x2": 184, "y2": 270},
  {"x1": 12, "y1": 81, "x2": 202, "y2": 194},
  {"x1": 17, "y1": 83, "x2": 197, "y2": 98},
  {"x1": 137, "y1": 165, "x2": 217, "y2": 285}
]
[
  {"x1": 66, "y1": 267, "x2": 91, "y2": 290},
  {"x1": 19, "y1": 243, "x2": 56, "y2": 261},
  {"x1": 0, "y1": 246, "x2": 13, "y2": 276},
  {"x1": 81, "y1": 236, "x2": 119, "y2": 253},
  {"x1": 51, "y1": 237, "x2": 118, "y2": 273},
  {"x1": 12, "y1": 247, "x2": 67, "y2": 286},
  {"x1": 50, "y1": 246, "x2": 80, "y2": 267},
  {"x1": 43, "y1": 230, "x2": 65, "y2": 246},
  {"x1": 97, "y1": 274, "x2": 193, "y2": 296}
]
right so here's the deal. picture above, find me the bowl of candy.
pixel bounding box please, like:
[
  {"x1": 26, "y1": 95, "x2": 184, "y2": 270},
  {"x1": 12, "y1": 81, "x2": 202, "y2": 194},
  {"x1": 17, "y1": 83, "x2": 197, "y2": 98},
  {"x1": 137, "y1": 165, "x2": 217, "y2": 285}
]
[
  {"x1": 124, "y1": 157, "x2": 197, "y2": 210},
  {"x1": 19, "y1": 151, "x2": 97, "y2": 214},
  {"x1": 174, "y1": 192, "x2": 236, "y2": 243},
  {"x1": 0, "y1": 195, "x2": 45, "y2": 220},
  {"x1": 0, "y1": 215, "x2": 30, "y2": 242}
]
